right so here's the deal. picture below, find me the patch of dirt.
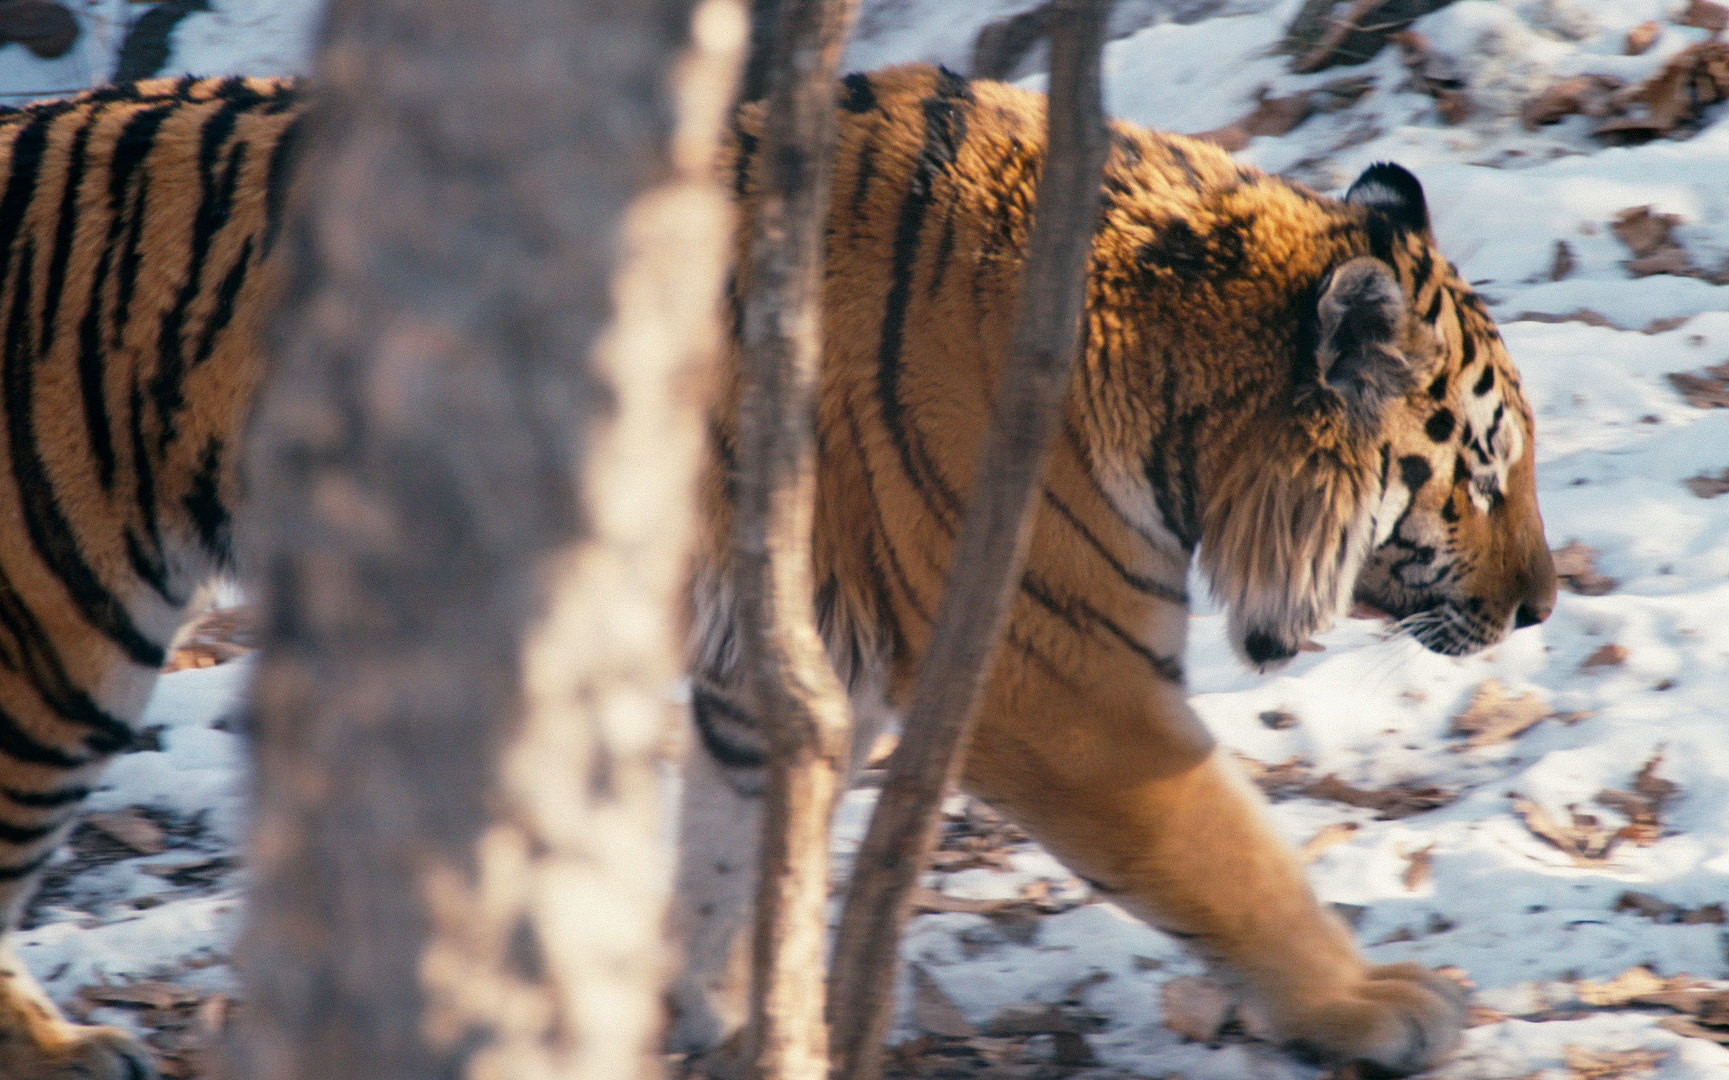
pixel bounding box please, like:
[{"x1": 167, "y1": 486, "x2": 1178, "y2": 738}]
[{"x1": 1552, "y1": 542, "x2": 1617, "y2": 596}]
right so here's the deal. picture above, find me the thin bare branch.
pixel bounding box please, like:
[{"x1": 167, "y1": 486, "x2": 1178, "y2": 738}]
[
  {"x1": 729, "y1": 2, "x2": 860, "y2": 1079},
  {"x1": 824, "y1": 5, "x2": 1116, "y2": 1079}
]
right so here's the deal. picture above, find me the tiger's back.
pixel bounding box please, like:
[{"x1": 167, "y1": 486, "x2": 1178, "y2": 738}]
[{"x1": 0, "y1": 75, "x2": 299, "y2": 1080}]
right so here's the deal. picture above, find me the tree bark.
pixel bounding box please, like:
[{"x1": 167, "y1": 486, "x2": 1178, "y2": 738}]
[
  {"x1": 234, "y1": 2, "x2": 742, "y2": 1079},
  {"x1": 824, "y1": 5, "x2": 1115, "y2": 1079},
  {"x1": 729, "y1": 3, "x2": 859, "y2": 1080}
]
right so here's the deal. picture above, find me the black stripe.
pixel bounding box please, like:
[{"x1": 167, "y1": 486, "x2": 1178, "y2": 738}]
[
  {"x1": 40, "y1": 108, "x2": 99, "y2": 359},
  {"x1": 840, "y1": 72, "x2": 876, "y2": 113},
  {"x1": 875, "y1": 69, "x2": 973, "y2": 528},
  {"x1": 126, "y1": 380, "x2": 173, "y2": 603},
  {"x1": 848, "y1": 129, "x2": 878, "y2": 218},
  {"x1": 151, "y1": 101, "x2": 252, "y2": 453},
  {"x1": 1043, "y1": 489, "x2": 1187, "y2": 604},
  {"x1": 184, "y1": 437, "x2": 230, "y2": 560},
  {"x1": 0, "y1": 705, "x2": 87, "y2": 768},
  {"x1": 3, "y1": 229, "x2": 165, "y2": 668},
  {"x1": 691, "y1": 687, "x2": 765, "y2": 770},
  {"x1": 1019, "y1": 573, "x2": 1185, "y2": 684},
  {"x1": 0, "y1": 848, "x2": 54, "y2": 882},
  {"x1": 261, "y1": 111, "x2": 301, "y2": 255},
  {"x1": 1, "y1": 784, "x2": 89, "y2": 808},
  {"x1": 0, "y1": 815, "x2": 59, "y2": 845},
  {"x1": 194, "y1": 233, "x2": 252, "y2": 366},
  {"x1": 0, "y1": 563, "x2": 137, "y2": 753}
]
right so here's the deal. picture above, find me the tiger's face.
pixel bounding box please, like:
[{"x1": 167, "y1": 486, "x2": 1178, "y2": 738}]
[{"x1": 1352, "y1": 261, "x2": 1555, "y2": 657}]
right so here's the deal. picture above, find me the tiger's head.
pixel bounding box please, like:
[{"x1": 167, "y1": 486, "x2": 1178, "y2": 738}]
[{"x1": 1202, "y1": 162, "x2": 1555, "y2": 669}]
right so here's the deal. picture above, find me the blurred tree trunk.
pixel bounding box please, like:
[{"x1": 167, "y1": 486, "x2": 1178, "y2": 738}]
[
  {"x1": 233, "y1": 2, "x2": 743, "y2": 1079},
  {"x1": 729, "y1": 3, "x2": 858, "y2": 1079}
]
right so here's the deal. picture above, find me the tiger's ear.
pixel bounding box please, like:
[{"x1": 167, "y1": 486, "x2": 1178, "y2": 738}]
[
  {"x1": 1304, "y1": 256, "x2": 1415, "y2": 430},
  {"x1": 1345, "y1": 161, "x2": 1429, "y2": 233}
]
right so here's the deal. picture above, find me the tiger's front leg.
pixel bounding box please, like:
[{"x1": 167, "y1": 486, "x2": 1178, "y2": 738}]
[
  {"x1": 962, "y1": 668, "x2": 1466, "y2": 1076},
  {"x1": 0, "y1": 813, "x2": 158, "y2": 1080}
]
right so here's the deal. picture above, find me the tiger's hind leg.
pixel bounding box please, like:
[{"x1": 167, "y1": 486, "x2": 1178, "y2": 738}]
[{"x1": 0, "y1": 806, "x2": 158, "y2": 1079}]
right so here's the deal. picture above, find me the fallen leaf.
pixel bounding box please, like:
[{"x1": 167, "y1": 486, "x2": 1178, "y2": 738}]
[
  {"x1": 1451, "y1": 678, "x2": 1551, "y2": 746},
  {"x1": 911, "y1": 965, "x2": 975, "y2": 1038},
  {"x1": 1581, "y1": 643, "x2": 1628, "y2": 669},
  {"x1": 1550, "y1": 239, "x2": 1576, "y2": 281},
  {"x1": 1513, "y1": 308, "x2": 1620, "y2": 329},
  {"x1": 1595, "y1": 43, "x2": 1729, "y2": 143},
  {"x1": 1234, "y1": 753, "x2": 1313, "y2": 798},
  {"x1": 1301, "y1": 821, "x2": 1360, "y2": 863},
  {"x1": 81, "y1": 980, "x2": 201, "y2": 1010},
  {"x1": 1160, "y1": 975, "x2": 1233, "y2": 1043},
  {"x1": 1679, "y1": 0, "x2": 1729, "y2": 33},
  {"x1": 1303, "y1": 774, "x2": 1457, "y2": 818},
  {"x1": 1513, "y1": 796, "x2": 1618, "y2": 863},
  {"x1": 985, "y1": 1001, "x2": 1079, "y2": 1036},
  {"x1": 1576, "y1": 966, "x2": 1668, "y2": 1007},
  {"x1": 1551, "y1": 542, "x2": 1617, "y2": 595},
  {"x1": 1562, "y1": 1045, "x2": 1667, "y2": 1079},
  {"x1": 84, "y1": 810, "x2": 168, "y2": 855},
  {"x1": 1685, "y1": 468, "x2": 1729, "y2": 497},
  {"x1": 1626, "y1": 20, "x2": 1661, "y2": 56},
  {"x1": 1669, "y1": 362, "x2": 1729, "y2": 408},
  {"x1": 1392, "y1": 29, "x2": 1470, "y2": 122},
  {"x1": 1613, "y1": 205, "x2": 1685, "y2": 259},
  {"x1": 1522, "y1": 73, "x2": 1623, "y2": 128},
  {"x1": 1401, "y1": 845, "x2": 1434, "y2": 891},
  {"x1": 1643, "y1": 315, "x2": 1691, "y2": 334},
  {"x1": 1658, "y1": 1014, "x2": 1729, "y2": 1045}
]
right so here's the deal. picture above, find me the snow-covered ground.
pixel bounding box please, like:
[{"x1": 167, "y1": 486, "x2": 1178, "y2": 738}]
[{"x1": 7, "y1": 1, "x2": 1729, "y2": 1077}]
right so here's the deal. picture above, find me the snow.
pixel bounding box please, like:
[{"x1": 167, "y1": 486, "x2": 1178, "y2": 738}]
[{"x1": 7, "y1": 0, "x2": 1729, "y2": 1075}]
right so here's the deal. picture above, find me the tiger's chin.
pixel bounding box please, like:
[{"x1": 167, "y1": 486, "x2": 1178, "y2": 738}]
[{"x1": 1355, "y1": 593, "x2": 1510, "y2": 658}]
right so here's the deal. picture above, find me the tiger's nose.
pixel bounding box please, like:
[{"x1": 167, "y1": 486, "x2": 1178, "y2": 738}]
[{"x1": 1514, "y1": 600, "x2": 1550, "y2": 629}]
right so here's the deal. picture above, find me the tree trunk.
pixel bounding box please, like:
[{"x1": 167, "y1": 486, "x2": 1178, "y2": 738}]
[
  {"x1": 233, "y1": 2, "x2": 742, "y2": 1078},
  {"x1": 825, "y1": 5, "x2": 1115, "y2": 1079},
  {"x1": 729, "y1": 3, "x2": 859, "y2": 1080}
]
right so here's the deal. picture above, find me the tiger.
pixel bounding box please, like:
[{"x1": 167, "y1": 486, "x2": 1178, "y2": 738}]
[
  {"x1": 669, "y1": 63, "x2": 1556, "y2": 1076},
  {"x1": 0, "y1": 75, "x2": 298, "y2": 1079}
]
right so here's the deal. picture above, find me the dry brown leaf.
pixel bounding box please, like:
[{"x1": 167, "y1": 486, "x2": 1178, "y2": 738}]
[
  {"x1": 1581, "y1": 643, "x2": 1628, "y2": 669},
  {"x1": 1513, "y1": 796, "x2": 1618, "y2": 863},
  {"x1": 81, "y1": 980, "x2": 201, "y2": 1010},
  {"x1": 1659, "y1": 1014, "x2": 1729, "y2": 1044},
  {"x1": 1643, "y1": 315, "x2": 1691, "y2": 334},
  {"x1": 1626, "y1": 20, "x2": 1661, "y2": 55},
  {"x1": 84, "y1": 809, "x2": 168, "y2": 855},
  {"x1": 1552, "y1": 542, "x2": 1617, "y2": 596},
  {"x1": 1451, "y1": 678, "x2": 1551, "y2": 747},
  {"x1": 1562, "y1": 1045, "x2": 1667, "y2": 1078},
  {"x1": 1613, "y1": 205, "x2": 1686, "y2": 259},
  {"x1": 1160, "y1": 975, "x2": 1234, "y2": 1043},
  {"x1": 1670, "y1": 361, "x2": 1729, "y2": 407},
  {"x1": 1392, "y1": 28, "x2": 1470, "y2": 122},
  {"x1": 1576, "y1": 966, "x2": 1668, "y2": 1006},
  {"x1": 911, "y1": 966, "x2": 975, "y2": 1038},
  {"x1": 1301, "y1": 822, "x2": 1360, "y2": 863},
  {"x1": 1401, "y1": 845, "x2": 1434, "y2": 891},
  {"x1": 1522, "y1": 73, "x2": 1624, "y2": 128},
  {"x1": 1679, "y1": 0, "x2": 1729, "y2": 33},
  {"x1": 1234, "y1": 753, "x2": 1313, "y2": 798},
  {"x1": 1686, "y1": 468, "x2": 1729, "y2": 497},
  {"x1": 1303, "y1": 774, "x2": 1457, "y2": 819},
  {"x1": 0, "y1": 0, "x2": 77, "y2": 60},
  {"x1": 1597, "y1": 43, "x2": 1729, "y2": 143},
  {"x1": 1550, "y1": 239, "x2": 1576, "y2": 281},
  {"x1": 1513, "y1": 308, "x2": 1621, "y2": 329}
]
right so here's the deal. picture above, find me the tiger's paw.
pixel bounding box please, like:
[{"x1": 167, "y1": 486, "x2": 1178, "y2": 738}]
[
  {"x1": 0, "y1": 1007, "x2": 157, "y2": 1080},
  {"x1": 1278, "y1": 963, "x2": 1468, "y2": 1076}
]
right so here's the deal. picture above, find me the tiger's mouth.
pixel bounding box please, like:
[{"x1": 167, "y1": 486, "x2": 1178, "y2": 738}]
[{"x1": 1353, "y1": 590, "x2": 1506, "y2": 657}]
